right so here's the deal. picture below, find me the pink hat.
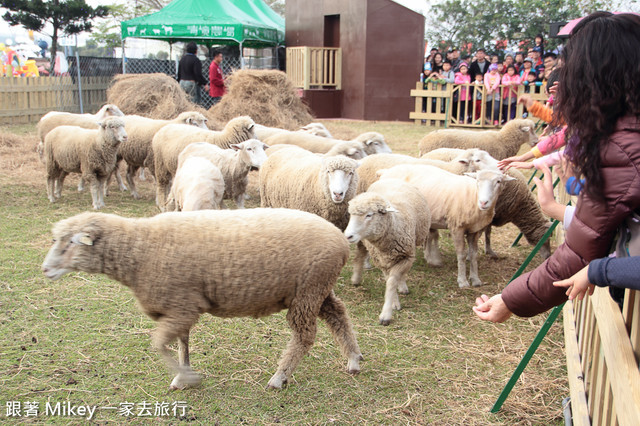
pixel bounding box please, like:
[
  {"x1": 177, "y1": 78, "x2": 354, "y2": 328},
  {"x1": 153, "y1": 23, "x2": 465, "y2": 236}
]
[{"x1": 459, "y1": 62, "x2": 469, "y2": 69}]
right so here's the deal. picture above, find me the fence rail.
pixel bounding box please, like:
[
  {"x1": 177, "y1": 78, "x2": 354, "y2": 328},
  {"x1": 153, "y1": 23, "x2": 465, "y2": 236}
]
[
  {"x1": 410, "y1": 81, "x2": 549, "y2": 128},
  {"x1": 286, "y1": 46, "x2": 342, "y2": 90}
]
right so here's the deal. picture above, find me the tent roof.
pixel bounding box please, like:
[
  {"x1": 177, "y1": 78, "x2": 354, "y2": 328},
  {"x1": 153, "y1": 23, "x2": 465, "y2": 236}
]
[{"x1": 121, "y1": 0, "x2": 284, "y2": 48}]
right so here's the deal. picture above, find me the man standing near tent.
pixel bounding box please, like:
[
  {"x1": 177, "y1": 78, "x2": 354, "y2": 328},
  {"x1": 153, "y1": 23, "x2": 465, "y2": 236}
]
[
  {"x1": 209, "y1": 49, "x2": 226, "y2": 105},
  {"x1": 177, "y1": 42, "x2": 208, "y2": 105}
]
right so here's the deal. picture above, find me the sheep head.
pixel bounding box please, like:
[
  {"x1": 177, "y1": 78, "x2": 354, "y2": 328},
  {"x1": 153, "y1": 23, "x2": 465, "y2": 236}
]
[
  {"x1": 322, "y1": 155, "x2": 359, "y2": 204},
  {"x1": 345, "y1": 192, "x2": 397, "y2": 243},
  {"x1": 464, "y1": 170, "x2": 515, "y2": 211}
]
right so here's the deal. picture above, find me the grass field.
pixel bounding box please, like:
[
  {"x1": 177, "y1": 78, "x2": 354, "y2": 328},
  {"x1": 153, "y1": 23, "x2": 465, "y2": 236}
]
[{"x1": 0, "y1": 120, "x2": 567, "y2": 424}]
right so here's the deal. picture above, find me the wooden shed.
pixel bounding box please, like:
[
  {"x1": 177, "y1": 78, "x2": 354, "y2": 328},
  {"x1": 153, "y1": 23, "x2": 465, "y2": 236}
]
[{"x1": 285, "y1": 0, "x2": 425, "y2": 120}]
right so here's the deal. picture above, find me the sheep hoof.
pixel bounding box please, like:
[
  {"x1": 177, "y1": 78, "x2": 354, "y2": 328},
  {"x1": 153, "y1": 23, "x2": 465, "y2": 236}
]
[
  {"x1": 266, "y1": 372, "x2": 287, "y2": 389},
  {"x1": 347, "y1": 355, "x2": 363, "y2": 375},
  {"x1": 169, "y1": 371, "x2": 201, "y2": 390},
  {"x1": 397, "y1": 284, "x2": 409, "y2": 295},
  {"x1": 457, "y1": 279, "x2": 470, "y2": 288},
  {"x1": 486, "y1": 250, "x2": 499, "y2": 259},
  {"x1": 379, "y1": 318, "x2": 391, "y2": 326},
  {"x1": 427, "y1": 259, "x2": 443, "y2": 267},
  {"x1": 471, "y1": 278, "x2": 483, "y2": 287}
]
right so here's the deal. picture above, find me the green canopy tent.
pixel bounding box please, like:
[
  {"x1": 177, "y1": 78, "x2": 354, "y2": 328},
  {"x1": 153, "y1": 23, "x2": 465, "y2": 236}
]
[{"x1": 120, "y1": 0, "x2": 284, "y2": 68}]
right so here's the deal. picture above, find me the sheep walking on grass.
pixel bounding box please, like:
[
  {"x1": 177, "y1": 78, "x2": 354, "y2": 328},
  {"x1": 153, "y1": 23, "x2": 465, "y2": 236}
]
[
  {"x1": 417, "y1": 119, "x2": 538, "y2": 160},
  {"x1": 44, "y1": 117, "x2": 128, "y2": 209},
  {"x1": 259, "y1": 145, "x2": 359, "y2": 231},
  {"x1": 167, "y1": 157, "x2": 225, "y2": 211},
  {"x1": 378, "y1": 165, "x2": 513, "y2": 288},
  {"x1": 42, "y1": 209, "x2": 363, "y2": 390},
  {"x1": 345, "y1": 179, "x2": 431, "y2": 325}
]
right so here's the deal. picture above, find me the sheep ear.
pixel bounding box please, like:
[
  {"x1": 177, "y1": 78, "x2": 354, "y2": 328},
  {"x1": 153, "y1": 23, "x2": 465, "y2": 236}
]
[
  {"x1": 385, "y1": 205, "x2": 398, "y2": 213},
  {"x1": 262, "y1": 143, "x2": 270, "y2": 150},
  {"x1": 364, "y1": 139, "x2": 374, "y2": 146},
  {"x1": 248, "y1": 124, "x2": 255, "y2": 130},
  {"x1": 347, "y1": 148, "x2": 357, "y2": 156},
  {"x1": 464, "y1": 172, "x2": 477, "y2": 178},
  {"x1": 97, "y1": 121, "x2": 105, "y2": 128},
  {"x1": 186, "y1": 118, "x2": 193, "y2": 125},
  {"x1": 375, "y1": 169, "x2": 387, "y2": 178},
  {"x1": 71, "y1": 233, "x2": 93, "y2": 246},
  {"x1": 456, "y1": 156, "x2": 470, "y2": 165},
  {"x1": 521, "y1": 126, "x2": 531, "y2": 132},
  {"x1": 502, "y1": 175, "x2": 516, "y2": 181},
  {"x1": 231, "y1": 144, "x2": 241, "y2": 151}
]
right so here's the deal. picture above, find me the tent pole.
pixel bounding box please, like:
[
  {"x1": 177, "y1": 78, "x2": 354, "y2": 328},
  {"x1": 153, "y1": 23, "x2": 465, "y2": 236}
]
[
  {"x1": 122, "y1": 39, "x2": 126, "y2": 74},
  {"x1": 240, "y1": 41, "x2": 244, "y2": 69}
]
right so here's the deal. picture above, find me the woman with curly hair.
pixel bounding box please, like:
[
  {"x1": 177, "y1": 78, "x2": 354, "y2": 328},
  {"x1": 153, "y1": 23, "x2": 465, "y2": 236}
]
[{"x1": 473, "y1": 11, "x2": 640, "y2": 322}]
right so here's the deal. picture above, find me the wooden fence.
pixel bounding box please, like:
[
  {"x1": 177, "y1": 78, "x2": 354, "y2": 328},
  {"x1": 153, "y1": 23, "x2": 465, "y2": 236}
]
[
  {"x1": 409, "y1": 81, "x2": 549, "y2": 128},
  {"x1": 0, "y1": 76, "x2": 112, "y2": 125},
  {"x1": 286, "y1": 46, "x2": 342, "y2": 90}
]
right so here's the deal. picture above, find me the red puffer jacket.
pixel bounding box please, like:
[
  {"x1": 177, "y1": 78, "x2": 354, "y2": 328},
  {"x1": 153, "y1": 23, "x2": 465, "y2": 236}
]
[{"x1": 502, "y1": 115, "x2": 640, "y2": 317}]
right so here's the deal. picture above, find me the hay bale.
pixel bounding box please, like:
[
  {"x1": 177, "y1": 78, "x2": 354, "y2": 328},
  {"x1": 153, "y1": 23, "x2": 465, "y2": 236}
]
[
  {"x1": 208, "y1": 69, "x2": 314, "y2": 130},
  {"x1": 106, "y1": 73, "x2": 209, "y2": 120}
]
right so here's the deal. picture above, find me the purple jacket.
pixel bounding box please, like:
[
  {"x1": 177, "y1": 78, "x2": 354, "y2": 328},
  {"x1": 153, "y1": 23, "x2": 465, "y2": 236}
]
[{"x1": 502, "y1": 115, "x2": 640, "y2": 316}]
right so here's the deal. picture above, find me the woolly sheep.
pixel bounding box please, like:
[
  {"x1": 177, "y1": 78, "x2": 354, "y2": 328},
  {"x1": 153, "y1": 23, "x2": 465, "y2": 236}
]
[
  {"x1": 345, "y1": 178, "x2": 431, "y2": 325},
  {"x1": 299, "y1": 122, "x2": 333, "y2": 138},
  {"x1": 149, "y1": 116, "x2": 255, "y2": 207},
  {"x1": 324, "y1": 140, "x2": 367, "y2": 160},
  {"x1": 167, "y1": 157, "x2": 225, "y2": 211},
  {"x1": 259, "y1": 145, "x2": 359, "y2": 231},
  {"x1": 41, "y1": 209, "x2": 363, "y2": 390},
  {"x1": 36, "y1": 104, "x2": 125, "y2": 161},
  {"x1": 420, "y1": 147, "x2": 500, "y2": 170},
  {"x1": 356, "y1": 151, "x2": 497, "y2": 193},
  {"x1": 417, "y1": 119, "x2": 538, "y2": 160},
  {"x1": 44, "y1": 117, "x2": 127, "y2": 209},
  {"x1": 252, "y1": 122, "x2": 333, "y2": 141},
  {"x1": 484, "y1": 169, "x2": 552, "y2": 259},
  {"x1": 263, "y1": 131, "x2": 390, "y2": 156},
  {"x1": 114, "y1": 111, "x2": 209, "y2": 199},
  {"x1": 173, "y1": 139, "x2": 268, "y2": 210},
  {"x1": 378, "y1": 165, "x2": 513, "y2": 287}
]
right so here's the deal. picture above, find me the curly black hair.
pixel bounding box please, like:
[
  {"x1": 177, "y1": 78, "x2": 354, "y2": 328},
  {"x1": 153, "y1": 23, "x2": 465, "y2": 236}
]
[{"x1": 554, "y1": 12, "x2": 640, "y2": 200}]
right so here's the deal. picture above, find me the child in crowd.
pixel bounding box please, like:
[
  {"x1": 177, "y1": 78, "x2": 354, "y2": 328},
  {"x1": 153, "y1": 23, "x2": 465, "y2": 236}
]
[
  {"x1": 484, "y1": 63, "x2": 501, "y2": 124},
  {"x1": 472, "y1": 72, "x2": 484, "y2": 121},
  {"x1": 523, "y1": 72, "x2": 542, "y2": 94},
  {"x1": 501, "y1": 65, "x2": 521, "y2": 122},
  {"x1": 520, "y1": 57, "x2": 536, "y2": 82},
  {"x1": 454, "y1": 62, "x2": 471, "y2": 123}
]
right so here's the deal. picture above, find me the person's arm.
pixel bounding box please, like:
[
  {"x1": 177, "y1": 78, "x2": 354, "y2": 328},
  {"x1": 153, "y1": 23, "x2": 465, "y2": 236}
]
[
  {"x1": 473, "y1": 294, "x2": 513, "y2": 323},
  {"x1": 532, "y1": 163, "x2": 566, "y2": 222}
]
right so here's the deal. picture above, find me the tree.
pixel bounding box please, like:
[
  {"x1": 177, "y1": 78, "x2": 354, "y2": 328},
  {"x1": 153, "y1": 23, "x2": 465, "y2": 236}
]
[
  {"x1": 426, "y1": 0, "x2": 623, "y2": 55},
  {"x1": 1, "y1": 0, "x2": 109, "y2": 72},
  {"x1": 264, "y1": 0, "x2": 285, "y2": 17}
]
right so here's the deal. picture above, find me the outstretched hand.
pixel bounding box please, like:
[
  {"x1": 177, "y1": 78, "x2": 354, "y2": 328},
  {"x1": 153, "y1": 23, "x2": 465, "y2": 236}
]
[
  {"x1": 498, "y1": 153, "x2": 532, "y2": 170},
  {"x1": 473, "y1": 294, "x2": 513, "y2": 323},
  {"x1": 553, "y1": 265, "x2": 595, "y2": 301},
  {"x1": 517, "y1": 94, "x2": 534, "y2": 109}
]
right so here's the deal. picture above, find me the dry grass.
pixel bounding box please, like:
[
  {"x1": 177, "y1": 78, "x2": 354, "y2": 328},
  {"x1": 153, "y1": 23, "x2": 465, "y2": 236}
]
[{"x1": 0, "y1": 121, "x2": 567, "y2": 425}]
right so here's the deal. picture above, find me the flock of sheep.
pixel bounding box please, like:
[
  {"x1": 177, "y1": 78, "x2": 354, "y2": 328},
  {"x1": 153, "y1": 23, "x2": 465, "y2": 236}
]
[{"x1": 38, "y1": 105, "x2": 547, "y2": 390}]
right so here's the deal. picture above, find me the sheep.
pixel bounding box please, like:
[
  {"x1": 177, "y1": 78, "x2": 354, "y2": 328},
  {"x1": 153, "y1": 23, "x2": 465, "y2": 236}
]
[
  {"x1": 41, "y1": 209, "x2": 363, "y2": 390},
  {"x1": 167, "y1": 157, "x2": 225, "y2": 211},
  {"x1": 149, "y1": 116, "x2": 255, "y2": 208},
  {"x1": 356, "y1": 150, "x2": 498, "y2": 193},
  {"x1": 417, "y1": 118, "x2": 538, "y2": 160},
  {"x1": 421, "y1": 147, "x2": 500, "y2": 170},
  {"x1": 36, "y1": 104, "x2": 125, "y2": 160},
  {"x1": 253, "y1": 122, "x2": 333, "y2": 141},
  {"x1": 259, "y1": 145, "x2": 359, "y2": 231},
  {"x1": 173, "y1": 139, "x2": 268, "y2": 210},
  {"x1": 484, "y1": 169, "x2": 552, "y2": 259},
  {"x1": 377, "y1": 164, "x2": 513, "y2": 288},
  {"x1": 263, "y1": 131, "x2": 390, "y2": 156},
  {"x1": 299, "y1": 122, "x2": 333, "y2": 138},
  {"x1": 344, "y1": 178, "x2": 431, "y2": 325},
  {"x1": 324, "y1": 140, "x2": 367, "y2": 160},
  {"x1": 114, "y1": 111, "x2": 209, "y2": 199},
  {"x1": 44, "y1": 117, "x2": 128, "y2": 210}
]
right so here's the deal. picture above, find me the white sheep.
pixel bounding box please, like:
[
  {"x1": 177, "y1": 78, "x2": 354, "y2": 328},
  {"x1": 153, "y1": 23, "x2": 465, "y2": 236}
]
[
  {"x1": 417, "y1": 119, "x2": 538, "y2": 160},
  {"x1": 420, "y1": 147, "x2": 500, "y2": 169},
  {"x1": 252, "y1": 122, "x2": 334, "y2": 141},
  {"x1": 112, "y1": 111, "x2": 209, "y2": 199},
  {"x1": 298, "y1": 122, "x2": 333, "y2": 138},
  {"x1": 345, "y1": 178, "x2": 431, "y2": 325},
  {"x1": 259, "y1": 145, "x2": 359, "y2": 231},
  {"x1": 167, "y1": 157, "x2": 225, "y2": 211},
  {"x1": 264, "y1": 131, "x2": 390, "y2": 156},
  {"x1": 44, "y1": 117, "x2": 128, "y2": 209},
  {"x1": 36, "y1": 104, "x2": 125, "y2": 159},
  {"x1": 41, "y1": 209, "x2": 363, "y2": 390},
  {"x1": 149, "y1": 116, "x2": 255, "y2": 208},
  {"x1": 173, "y1": 139, "x2": 268, "y2": 210},
  {"x1": 356, "y1": 150, "x2": 498, "y2": 193},
  {"x1": 323, "y1": 140, "x2": 367, "y2": 160},
  {"x1": 378, "y1": 164, "x2": 513, "y2": 288}
]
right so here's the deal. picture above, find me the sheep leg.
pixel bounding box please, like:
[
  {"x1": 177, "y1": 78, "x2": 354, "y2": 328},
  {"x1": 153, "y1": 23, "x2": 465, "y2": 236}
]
[
  {"x1": 425, "y1": 229, "x2": 443, "y2": 267},
  {"x1": 268, "y1": 303, "x2": 318, "y2": 389},
  {"x1": 155, "y1": 177, "x2": 171, "y2": 211},
  {"x1": 152, "y1": 320, "x2": 201, "y2": 391},
  {"x1": 126, "y1": 164, "x2": 141, "y2": 199},
  {"x1": 55, "y1": 172, "x2": 68, "y2": 199},
  {"x1": 379, "y1": 258, "x2": 413, "y2": 325},
  {"x1": 483, "y1": 225, "x2": 499, "y2": 258},
  {"x1": 77, "y1": 177, "x2": 85, "y2": 192},
  {"x1": 234, "y1": 193, "x2": 245, "y2": 209},
  {"x1": 87, "y1": 175, "x2": 104, "y2": 210},
  {"x1": 112, "y1": 161, "x2": 127, "y2": 192},
  {"x1": 467, "y1": 232, "x2": 483, "y2": 287},
  {"x1": 47, "y1": 175, "x2": 57, "y2": 202},
  {"x1": 351, "y1": 242, "x2": 368, "y2": 285},
  {"x1": 451, "y1": 228, "x2": 469, "y2": 288},
  {"x1": 318, "y1": 290, "x2": 363, "y2": 374}
]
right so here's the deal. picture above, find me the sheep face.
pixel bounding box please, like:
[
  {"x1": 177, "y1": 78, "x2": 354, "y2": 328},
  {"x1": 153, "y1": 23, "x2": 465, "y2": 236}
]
[
  {"x1": 100, "y1": 117, "x2": 128, "y2": 146},
  {"x1": 465, "y1": 170, "x2": 515, "y2": 211},
  {"x1": 42, "y1": 226, "x2": 96, "y2": 280},
  {"x1": 322, "y1": 156, "x2": 358, "y2": 204},
  {"x1": 463, "y1": 149, "x2": 500, "y2": 171},
  {"x1": 98, "y1": 104, "x2": 125, "y2": 118},
  {"x1": 359, "y1": 133, "x2": 392, "y2": 155},
  {"x1": 508, "y1": 119, "x2": 538, "y2": 146},
  {"x1": 299, "y1": 123, "x2": 333, "y2": 138},
  {"x1": 177, "y1": 112, "x2": 208, "y2": 129},
  {"x1": 344, "y1": 193, "x2": 397, "y2": 243},
  {"x1": 232, "y1": 139, "x2": 268, "y2": 168}
]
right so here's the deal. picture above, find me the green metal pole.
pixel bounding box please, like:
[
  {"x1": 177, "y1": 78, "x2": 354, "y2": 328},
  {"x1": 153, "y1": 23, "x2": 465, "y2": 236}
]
[
  {"x1": 490, "y1": 302, "x2": 565, "y2": 413},
  {"x1": 508, "y1": 219, "x2": 560, "y2": 283},
  {"x1": 512, "y1": 177, "x2": 560, "y2": 247}
]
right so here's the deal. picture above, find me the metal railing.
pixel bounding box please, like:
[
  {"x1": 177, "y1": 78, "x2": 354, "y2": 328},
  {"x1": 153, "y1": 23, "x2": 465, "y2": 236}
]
[{"x1": 286, "y1": 46, "x2": 342, "y2": 90}]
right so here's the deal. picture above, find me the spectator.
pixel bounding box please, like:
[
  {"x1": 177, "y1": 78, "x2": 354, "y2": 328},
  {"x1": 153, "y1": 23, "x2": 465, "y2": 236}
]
[
  {"x1": 177, "y1": 42, "x2": 209, "y2": 106},
  {"x1": 454, "y1": 62, "x2": 471, "y2": 122},
  {"x1": 503, "y1": 54, "x2": 514, "y2": 68},
  {"x1": 451, "y1": 47, "x2": 462, "y2": 71},
  {"x1": 514, "y1": 52, "x2": 525, "y2": 73},
  {"x1": 469, "y1": 48, "x2": 489, "y2": 81},
  {"x1": 429, "y1": 52, "x2": 444, "y2": 76},
  {"x1": 531, "y1": 46, "x2": 544, "y2": 69},
  {"x1": 484, "y1": 63, "x2": 501, "y2": 124},
  {"x1": 497, "y1": 62, "x2": 505, "y2": 75},
  {"x1": 501, "y1": 64, "x2": 521, "y2": 121},
  {"x1": 473, "y1": 12, "x2": 640, "y2": 322},
  {"x1": 534, "y1": 34, "x2": 545, "y2": 56},
  {"x1": 208, "y1": 49, "x2": 226, "y2": 105},
  {"x1": 519, "y1": 57, "x2": 536, "y2": 82},
  {"x1": 490, "y1": 53, "x2": 500, "y2": 65},
  {"x1": 472, "y1": 72, "x2": 484, "y2": 122}
]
